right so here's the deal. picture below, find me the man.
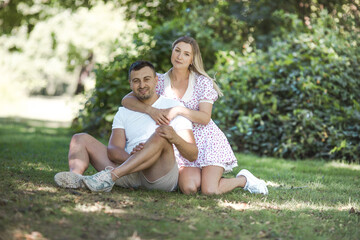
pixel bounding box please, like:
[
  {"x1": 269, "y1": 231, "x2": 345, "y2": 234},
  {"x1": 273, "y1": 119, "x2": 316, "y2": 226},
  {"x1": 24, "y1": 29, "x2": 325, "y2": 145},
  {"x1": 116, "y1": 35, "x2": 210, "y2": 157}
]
[{"x1": 55, "y1": 60, "x2": 198, "y2": 192}]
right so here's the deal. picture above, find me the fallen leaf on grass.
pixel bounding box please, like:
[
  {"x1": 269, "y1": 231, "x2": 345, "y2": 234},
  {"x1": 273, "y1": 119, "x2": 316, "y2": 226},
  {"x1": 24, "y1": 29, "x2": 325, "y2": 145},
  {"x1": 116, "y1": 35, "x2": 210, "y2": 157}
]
[
  {"x1": 188, "y1": 224, "x2": 197, "y2": 231},
  {"x1": 257, "y1": 230, "x2": 268, "y2": 238},
  {"x1": 127, "y1": 231, "x2": 141, "y2": 240},
  {"x1": 349, "y1": 207, "x2": 355, "y2": 213},
  {"x1": 349, "y1": 207, "x2": 360, "y2": 215},
  {"x1": 14, "y1": 231, "x2": 47, "y2": 240}
]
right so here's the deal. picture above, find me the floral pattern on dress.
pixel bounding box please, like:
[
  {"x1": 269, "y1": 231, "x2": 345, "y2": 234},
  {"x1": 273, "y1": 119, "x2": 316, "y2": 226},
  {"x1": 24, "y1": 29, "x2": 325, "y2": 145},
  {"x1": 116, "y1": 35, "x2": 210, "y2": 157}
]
[{"x1": 156, "y1": 71, "x2": 238, "y2": 173}]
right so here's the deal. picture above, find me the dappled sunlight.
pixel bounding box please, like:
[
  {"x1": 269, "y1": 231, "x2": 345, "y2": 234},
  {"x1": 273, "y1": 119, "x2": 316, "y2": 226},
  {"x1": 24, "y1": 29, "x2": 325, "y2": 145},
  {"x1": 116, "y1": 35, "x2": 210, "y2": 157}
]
[
  {"x1": 12, "y1": 230, "x2": 48, "y2": 240},
  {"x1": 218, "y1": 199, "x2": 360, "y2": 212},
  {"x1": 218, "y1": 200, "x2": 249, "y2": 211},
  {"x1": 36, "y1": 186, "x2": 58, "y2": 193},
  {"x1": 325, "y1": 161, "x2": 360, "y2": 171},
  {"x1": 74, "y1": 202, "x2": 127, "y2": 215},
  {"x1": 24, "y1": 162, "x2": 53, "y2": 171},
  {"x1": 265, "y1": 181, "x2": 281, "y2": 188},
  {"x1": 267, "y1": 179, "x2": 321, "y2": 190}
]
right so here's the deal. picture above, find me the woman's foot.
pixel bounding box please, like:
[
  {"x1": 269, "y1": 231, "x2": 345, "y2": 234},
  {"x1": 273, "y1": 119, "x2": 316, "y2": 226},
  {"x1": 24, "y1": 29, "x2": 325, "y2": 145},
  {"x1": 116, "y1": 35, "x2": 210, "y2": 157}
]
[{"x1": 237, "y1": 169, "x2": 268, "y2": 195}]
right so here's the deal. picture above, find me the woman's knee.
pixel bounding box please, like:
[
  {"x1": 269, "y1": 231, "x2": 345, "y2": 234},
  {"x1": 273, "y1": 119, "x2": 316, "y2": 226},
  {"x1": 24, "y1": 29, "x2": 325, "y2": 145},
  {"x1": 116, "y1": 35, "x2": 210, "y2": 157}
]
[
  {"x1": 180, "y1": 182, "x2": 199, "y2": 195},
  {"x1": 201, "y1": 185, "x2": 220, "y2": 195}
]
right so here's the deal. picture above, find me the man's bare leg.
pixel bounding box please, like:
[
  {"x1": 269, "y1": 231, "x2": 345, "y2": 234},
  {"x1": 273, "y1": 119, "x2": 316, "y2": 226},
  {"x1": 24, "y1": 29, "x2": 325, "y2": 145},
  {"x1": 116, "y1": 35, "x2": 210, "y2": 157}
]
[
  {"x1": 82, "y1": 133, "x2": 176, "y2": 192},
  {"x1": 55, "y1": 133, "x2": 117, "y2": 189},
  {"x1": 68, "y1": 133, "x2": 117, "y2": 174},
  {"x1": 111, "y1": 132, "x2": 175, "y2": 181}
]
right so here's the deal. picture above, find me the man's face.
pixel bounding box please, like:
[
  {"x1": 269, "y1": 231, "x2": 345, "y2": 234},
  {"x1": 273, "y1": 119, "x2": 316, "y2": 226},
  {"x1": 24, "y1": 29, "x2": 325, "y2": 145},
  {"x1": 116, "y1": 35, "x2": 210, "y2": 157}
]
[{"x1": 129, "y1": 66, "x2": 158, "y2": 101}]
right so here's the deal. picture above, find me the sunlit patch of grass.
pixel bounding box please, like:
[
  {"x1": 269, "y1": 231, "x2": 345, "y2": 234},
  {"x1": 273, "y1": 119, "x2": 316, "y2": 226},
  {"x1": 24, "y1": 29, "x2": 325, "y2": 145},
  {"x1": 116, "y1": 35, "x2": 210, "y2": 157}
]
[{"x1": 325, "y1": 161, "x2": 360, "y2": 171}]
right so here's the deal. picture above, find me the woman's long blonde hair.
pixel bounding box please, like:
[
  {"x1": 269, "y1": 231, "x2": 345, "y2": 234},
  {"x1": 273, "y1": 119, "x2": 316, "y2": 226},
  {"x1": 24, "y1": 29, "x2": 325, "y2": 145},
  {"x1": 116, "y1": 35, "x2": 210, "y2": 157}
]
[{"x1": 172, "y1": 36, "x2": 223, "y2": 97}]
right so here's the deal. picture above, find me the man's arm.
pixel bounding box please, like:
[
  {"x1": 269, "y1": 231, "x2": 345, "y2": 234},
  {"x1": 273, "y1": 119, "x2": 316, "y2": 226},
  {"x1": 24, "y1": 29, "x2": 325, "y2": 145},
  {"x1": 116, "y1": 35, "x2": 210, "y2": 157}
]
[
  {"x1": 156, "y1": 126, "x2": 198, "y2": 162},
  {"x1": 107, "y1": 128, "x2": 130, "y2": 164},
  {"x1": 122, "y1": 92, "x2": 170, "y2": 125}
]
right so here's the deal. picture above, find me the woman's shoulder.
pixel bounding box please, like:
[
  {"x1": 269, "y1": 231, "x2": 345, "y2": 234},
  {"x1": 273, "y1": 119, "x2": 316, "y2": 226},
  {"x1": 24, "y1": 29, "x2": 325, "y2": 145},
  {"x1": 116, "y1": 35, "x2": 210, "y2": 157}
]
[
  {"x1": 156, "y1": 72, "x2": 165, "y2": 78},
  {"x1": 193, "y1": 72, "x2": 212, "y2": 85}
]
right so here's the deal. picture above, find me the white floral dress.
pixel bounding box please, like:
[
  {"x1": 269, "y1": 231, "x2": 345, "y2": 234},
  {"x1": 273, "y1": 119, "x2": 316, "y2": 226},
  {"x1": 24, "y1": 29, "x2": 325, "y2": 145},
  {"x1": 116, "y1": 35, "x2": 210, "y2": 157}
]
[{"x1": 156, "y1": 70, "x2": 238, "y2": 172}]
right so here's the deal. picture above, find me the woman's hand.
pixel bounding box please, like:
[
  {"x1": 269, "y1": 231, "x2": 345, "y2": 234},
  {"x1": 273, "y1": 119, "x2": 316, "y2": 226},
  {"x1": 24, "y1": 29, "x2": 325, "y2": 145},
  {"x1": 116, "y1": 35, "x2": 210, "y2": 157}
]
[
  {"x1": 163, "y1": 106, "x2": 181, "y2": 122},
  {"x1": 148, "y1": 108, "x2": 170, "y2": 125},
  {"x1": 130, "y1": 143, "x2": 145, "y2": 155}
]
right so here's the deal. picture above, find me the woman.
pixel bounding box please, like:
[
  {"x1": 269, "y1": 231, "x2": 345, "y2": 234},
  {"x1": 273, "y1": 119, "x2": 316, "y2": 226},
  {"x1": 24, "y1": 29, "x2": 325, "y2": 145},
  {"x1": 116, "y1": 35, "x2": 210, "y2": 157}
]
[{"x1": 122, "y1": 36, "x2": 268, "y2": 195}]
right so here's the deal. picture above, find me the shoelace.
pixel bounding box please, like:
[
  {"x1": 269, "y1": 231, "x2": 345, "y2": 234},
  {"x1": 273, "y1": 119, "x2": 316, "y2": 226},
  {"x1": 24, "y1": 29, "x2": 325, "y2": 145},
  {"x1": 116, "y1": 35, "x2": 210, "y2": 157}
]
[{"x1": 92, "y1": 166, "x2": 115, "y2": 182}]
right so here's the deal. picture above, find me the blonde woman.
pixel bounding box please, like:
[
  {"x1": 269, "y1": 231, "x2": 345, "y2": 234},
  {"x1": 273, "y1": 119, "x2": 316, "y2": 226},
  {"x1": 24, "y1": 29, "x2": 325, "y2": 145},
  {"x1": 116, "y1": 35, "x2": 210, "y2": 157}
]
[{"x1": 122, "y1": 36, "x2": 268, "y2": 195}]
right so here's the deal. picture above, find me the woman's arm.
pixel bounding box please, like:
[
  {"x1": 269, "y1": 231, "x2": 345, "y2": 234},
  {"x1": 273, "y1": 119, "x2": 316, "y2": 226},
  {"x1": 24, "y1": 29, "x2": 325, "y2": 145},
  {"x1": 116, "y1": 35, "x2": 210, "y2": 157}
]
[
  {"x1": 166, "y1": 102, "x2": 213, "y2": 125},
  {"x1": 122, "y1": 92, "x2": 170, "y2": 125}
]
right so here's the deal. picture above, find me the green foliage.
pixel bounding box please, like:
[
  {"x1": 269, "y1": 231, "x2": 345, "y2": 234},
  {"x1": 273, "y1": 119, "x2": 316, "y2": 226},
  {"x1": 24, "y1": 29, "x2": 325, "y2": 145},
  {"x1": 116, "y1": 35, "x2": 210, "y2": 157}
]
[
  {"x1": 0, "y1": 2, "x2": 138, "y2": 96},
  {"x1": 0, "y1": 0, "x2": 95, "y2": 35},
  {"x1": 212, "y1": 11, "x2": 360, "y2": 162},
  {"x1": 73, "y1": 54, "x2": 138, "y2": 137}
]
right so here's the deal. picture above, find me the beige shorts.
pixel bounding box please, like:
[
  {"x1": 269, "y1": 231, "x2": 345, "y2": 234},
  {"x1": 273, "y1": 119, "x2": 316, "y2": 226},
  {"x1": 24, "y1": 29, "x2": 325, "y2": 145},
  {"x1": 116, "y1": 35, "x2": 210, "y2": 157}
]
[{"x1": 115, "y1": 162, "x2": 178, "y2": 192}]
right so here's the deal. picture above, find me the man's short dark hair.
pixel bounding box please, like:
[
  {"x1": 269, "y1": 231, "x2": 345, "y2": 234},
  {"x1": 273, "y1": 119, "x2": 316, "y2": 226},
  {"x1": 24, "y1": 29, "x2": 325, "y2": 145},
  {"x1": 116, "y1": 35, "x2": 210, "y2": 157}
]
[{"x1": 128, "y1": 60, "x2": 156, "y2": 79}]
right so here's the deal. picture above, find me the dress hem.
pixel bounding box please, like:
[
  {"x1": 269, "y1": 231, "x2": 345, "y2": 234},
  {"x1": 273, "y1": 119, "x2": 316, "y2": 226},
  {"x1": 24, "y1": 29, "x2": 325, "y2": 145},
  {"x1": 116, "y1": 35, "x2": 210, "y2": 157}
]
[{"x1": 178, "y1": 163, "x2": 238, "y2": 173}]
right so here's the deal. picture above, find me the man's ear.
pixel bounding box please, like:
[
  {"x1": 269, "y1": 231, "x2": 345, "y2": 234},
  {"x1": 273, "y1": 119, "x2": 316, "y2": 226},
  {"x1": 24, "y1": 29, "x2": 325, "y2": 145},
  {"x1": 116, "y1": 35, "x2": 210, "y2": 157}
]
[{"x1": 155, "y1": 75, "x2": 158, "y2": 84}]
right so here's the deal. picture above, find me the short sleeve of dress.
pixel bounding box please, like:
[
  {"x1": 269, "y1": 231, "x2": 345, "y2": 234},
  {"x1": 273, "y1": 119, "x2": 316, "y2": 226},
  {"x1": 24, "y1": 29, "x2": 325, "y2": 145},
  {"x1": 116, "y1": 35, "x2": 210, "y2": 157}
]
[
  {"x1": 155, "y1": 73, "x2": 165, "y2": 96},
  {"x1": 112, "y1": 108, "x2": 125, "y2": 129},
  {"x1": 198, "y1": 75, "x2": 218, "y2": 103}
]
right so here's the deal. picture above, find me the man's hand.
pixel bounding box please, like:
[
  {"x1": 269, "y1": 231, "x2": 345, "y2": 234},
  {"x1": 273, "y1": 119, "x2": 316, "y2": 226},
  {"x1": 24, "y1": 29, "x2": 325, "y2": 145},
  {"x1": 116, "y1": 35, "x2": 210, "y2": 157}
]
[
  {"x1": 130, "y1": 143, "x2": 145, "y2": 155},
  {"x1": 148, "y1": 108, "x2": 170, "y2": 125},
  {"x1": 155, "y1": 125, "x2": 179, "y2": 144}
]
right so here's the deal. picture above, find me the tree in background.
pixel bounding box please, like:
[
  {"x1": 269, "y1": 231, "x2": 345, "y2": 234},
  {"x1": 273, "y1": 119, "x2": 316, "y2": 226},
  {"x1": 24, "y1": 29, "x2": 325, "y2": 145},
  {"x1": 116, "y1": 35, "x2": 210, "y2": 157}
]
[{"x1": 0, "y1": 1, "x2": 138, "y2": 96}]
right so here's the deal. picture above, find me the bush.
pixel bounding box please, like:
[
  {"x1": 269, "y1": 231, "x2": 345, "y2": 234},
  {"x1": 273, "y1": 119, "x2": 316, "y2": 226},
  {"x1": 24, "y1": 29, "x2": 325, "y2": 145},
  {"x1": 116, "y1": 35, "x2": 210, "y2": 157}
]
[
  {"x1": 72, "y1": 54, "x2": 138, "y2": 137},
  {"x1": 212, "y1": 11, "x2": 360, "y2": 162}
]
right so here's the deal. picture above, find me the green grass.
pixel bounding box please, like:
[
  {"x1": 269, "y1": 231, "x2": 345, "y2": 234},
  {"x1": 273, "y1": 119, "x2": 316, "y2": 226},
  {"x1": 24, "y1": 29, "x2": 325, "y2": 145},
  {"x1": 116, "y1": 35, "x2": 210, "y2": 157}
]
[{"x1": 0, "y1": 118, "x2": 359, "y2": 240}]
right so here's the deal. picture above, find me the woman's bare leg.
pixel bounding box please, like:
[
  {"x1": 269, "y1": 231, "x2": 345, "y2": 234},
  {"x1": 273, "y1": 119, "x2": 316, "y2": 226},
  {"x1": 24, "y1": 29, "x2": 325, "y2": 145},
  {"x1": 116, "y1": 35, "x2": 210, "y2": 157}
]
[
  {"x1": 178, "y1": 167, "x2": 201, "y2": 194},
  {"x1": 201, "y1": 166, "x2": 246, "y2": 195}
]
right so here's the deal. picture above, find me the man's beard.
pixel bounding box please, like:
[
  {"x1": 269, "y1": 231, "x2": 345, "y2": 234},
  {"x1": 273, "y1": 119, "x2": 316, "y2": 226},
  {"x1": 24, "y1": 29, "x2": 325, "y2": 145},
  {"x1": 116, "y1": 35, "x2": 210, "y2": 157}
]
[{"x1": 134, "y1": 88, "x2": 153, "y2": 100}]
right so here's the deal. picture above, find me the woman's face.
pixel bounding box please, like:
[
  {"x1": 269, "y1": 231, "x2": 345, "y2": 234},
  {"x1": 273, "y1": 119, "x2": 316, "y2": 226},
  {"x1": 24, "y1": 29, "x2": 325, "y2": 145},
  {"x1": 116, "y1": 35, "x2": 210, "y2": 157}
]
[{"x1": 171, "y1": 42, "x2": 193, "y2": 70}]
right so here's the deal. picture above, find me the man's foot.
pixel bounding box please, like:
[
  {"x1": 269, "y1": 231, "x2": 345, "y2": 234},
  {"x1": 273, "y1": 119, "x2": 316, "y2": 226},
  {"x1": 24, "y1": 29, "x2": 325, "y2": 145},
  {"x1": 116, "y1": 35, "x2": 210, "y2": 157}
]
[
  {"x1": 54, "y1": 172, "x2": 86, "y2": 189},
  {"x1": 237, "y1": 169, "x2": 268, "y2": 195},
  {"x1": 82, "y1": 166, "x2": 116, "y2": 192}
]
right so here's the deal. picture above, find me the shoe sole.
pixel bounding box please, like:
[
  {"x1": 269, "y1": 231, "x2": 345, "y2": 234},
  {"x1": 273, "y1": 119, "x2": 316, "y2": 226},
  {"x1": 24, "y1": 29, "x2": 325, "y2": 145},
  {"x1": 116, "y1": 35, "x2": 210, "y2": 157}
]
[{"x1": 54, "y1": 172, "x2": 85, "y2": 189}]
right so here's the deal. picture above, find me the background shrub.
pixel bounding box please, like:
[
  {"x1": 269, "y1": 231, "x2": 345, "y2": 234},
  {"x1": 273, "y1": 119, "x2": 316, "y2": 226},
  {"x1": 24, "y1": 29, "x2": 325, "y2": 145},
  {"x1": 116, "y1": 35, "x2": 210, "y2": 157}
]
[
  {"x1": 72, "y1": 54, "x2": 138, "y2": 137},
  {"x1": 212, "y1": 11, "x2": 360, "y2": 162}
]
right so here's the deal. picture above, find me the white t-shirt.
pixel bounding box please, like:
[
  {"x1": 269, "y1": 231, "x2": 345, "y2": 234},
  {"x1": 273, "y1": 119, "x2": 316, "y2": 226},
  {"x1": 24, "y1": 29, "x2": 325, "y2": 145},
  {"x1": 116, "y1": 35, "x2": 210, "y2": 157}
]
[{"x1": 112, "y1": 96, "x2": 192, "y2": 155}]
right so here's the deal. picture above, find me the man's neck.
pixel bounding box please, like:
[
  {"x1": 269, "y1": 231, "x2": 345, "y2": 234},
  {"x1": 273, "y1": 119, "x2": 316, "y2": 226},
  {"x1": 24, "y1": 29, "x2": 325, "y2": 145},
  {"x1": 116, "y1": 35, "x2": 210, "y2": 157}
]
[{"x1": 141, "y1": 94, "x2": 160, "y2": 106}]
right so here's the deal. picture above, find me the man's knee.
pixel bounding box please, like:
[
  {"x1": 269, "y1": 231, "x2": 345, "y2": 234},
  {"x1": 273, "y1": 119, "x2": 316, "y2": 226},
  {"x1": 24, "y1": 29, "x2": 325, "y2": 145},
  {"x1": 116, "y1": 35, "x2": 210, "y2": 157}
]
[
  {"x1": 150, "y1": 132, "x2": 172, "y2": 149},
  {"x1": 70, "y1": 133, "x2": 89, "y2": 146}
]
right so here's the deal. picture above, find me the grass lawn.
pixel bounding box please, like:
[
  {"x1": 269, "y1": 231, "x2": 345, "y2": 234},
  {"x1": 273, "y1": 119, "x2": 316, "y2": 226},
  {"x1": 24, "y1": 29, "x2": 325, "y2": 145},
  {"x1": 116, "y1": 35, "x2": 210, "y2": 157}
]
[{"x1": 0, "y1": 118, "x2": 359, "y2": 240}]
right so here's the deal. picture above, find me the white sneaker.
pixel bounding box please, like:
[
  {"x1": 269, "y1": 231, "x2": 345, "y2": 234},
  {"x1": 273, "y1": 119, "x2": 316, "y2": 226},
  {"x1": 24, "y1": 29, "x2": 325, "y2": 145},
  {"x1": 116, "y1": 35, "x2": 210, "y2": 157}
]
[
  {"x1": 54, "y1": 171, "x2": 86, "y2": 189},
  {"x1": 237, "y1": 169, "x2": 268, "y2": 195},
  {"x1": 82, "y1": 166, "x2": 116, "y2": 192}
]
